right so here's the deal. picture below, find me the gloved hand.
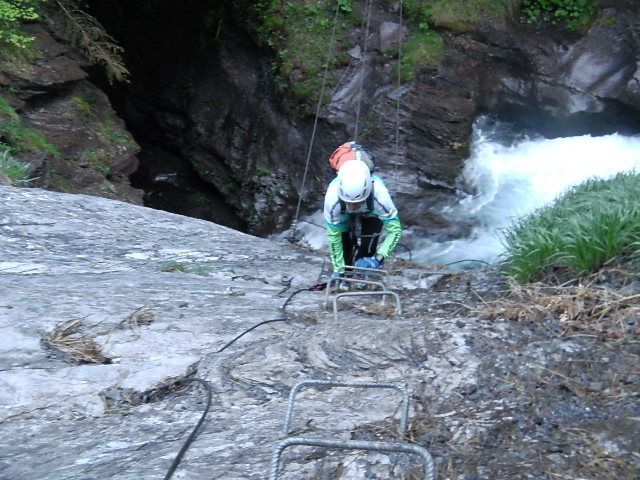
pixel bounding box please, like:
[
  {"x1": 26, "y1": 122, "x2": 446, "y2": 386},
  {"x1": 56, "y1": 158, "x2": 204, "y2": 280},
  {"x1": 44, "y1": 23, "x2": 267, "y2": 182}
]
[{"x1": 355, "y1": 256, "x2": 382, "y2": 270}]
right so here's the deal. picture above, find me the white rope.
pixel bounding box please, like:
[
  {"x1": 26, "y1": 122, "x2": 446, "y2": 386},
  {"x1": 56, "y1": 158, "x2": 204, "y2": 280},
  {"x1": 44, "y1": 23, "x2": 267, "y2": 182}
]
[
  {"x1": 393, "y1": 0, "x2": 404, "y2": 188},
  {"x1": 353, "y1": 0, "x2": 373, "y2": 143},
  {"x1": 291, "y1": 1, "x2": 341, "y2": 231}
]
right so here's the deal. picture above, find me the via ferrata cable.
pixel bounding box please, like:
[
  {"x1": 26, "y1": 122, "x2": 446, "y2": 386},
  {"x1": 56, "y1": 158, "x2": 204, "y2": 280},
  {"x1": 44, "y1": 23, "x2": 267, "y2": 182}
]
[{"x1": 291, "y1": 0, "x2": 342, "y2": 236}]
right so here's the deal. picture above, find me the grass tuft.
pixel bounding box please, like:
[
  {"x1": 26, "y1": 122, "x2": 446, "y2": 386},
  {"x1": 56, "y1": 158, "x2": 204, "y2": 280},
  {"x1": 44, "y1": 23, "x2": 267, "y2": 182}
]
[
  {"x1": 501, "y1": 172, "x2": 640, "y2": 283},
  {"x1": 0, "y1": 147, "x2": 35, "y2": 184}
]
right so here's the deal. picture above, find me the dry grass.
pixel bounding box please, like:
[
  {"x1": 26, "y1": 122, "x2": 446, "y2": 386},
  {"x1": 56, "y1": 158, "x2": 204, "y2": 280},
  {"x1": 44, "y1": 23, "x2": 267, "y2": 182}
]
[
  {"x1": 476, "y1": 269, "x2": 640, "y2": 341},
  {"x1": 42, "y1": 318, "x2": 111, "y2": 364}
]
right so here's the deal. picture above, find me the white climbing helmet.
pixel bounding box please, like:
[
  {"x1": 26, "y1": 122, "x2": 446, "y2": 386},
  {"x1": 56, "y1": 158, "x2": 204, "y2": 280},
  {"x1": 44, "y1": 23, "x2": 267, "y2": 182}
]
[{"x1": 337, "y1": 159, "x2": 372, "y2": 203}]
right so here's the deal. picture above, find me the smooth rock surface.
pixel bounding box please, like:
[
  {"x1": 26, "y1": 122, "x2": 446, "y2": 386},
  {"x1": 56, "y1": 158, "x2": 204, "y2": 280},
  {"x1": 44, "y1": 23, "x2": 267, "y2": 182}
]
[{"x1": 0, "y1": 185, "x2": 482, "y2": 479}]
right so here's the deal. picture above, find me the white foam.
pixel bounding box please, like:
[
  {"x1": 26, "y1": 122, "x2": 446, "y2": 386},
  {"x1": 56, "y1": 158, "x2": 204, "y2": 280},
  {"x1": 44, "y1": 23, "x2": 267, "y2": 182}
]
[{"x1": 414, "y1": 119, "x2": 640, "y2": 266}]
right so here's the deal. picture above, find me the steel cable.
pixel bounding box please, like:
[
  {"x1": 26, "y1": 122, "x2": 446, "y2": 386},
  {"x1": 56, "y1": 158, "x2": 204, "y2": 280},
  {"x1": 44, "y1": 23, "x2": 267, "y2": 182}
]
[{"x1": 291, "y1": 0, "x2": 341, "y2": 231}]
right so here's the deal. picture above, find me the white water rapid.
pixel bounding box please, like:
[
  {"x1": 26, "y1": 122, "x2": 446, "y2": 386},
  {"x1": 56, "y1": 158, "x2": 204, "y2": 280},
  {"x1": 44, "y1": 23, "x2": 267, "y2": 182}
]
[
  {"x1": 412, "y1": 116, "x2": 640, "y2": 267},
  {"x1": 295, "y1": 116, "x2": 640, "y2": 268}
]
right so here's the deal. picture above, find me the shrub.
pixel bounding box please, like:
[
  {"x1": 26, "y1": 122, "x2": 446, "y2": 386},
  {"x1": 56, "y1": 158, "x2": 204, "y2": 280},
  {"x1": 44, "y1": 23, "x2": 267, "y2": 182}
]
[
  {"x1": 521, "y1": 0, "x2": 597, "y2": 30},
  {"x1": 501, "y1": 172, "x2": 640, "y2": 283}
]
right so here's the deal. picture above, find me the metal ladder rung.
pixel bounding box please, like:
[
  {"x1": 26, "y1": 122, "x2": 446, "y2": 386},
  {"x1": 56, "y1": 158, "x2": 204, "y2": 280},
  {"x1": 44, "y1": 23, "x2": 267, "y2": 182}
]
[
  {"x1": 269, "y1": 437, "x2": 435, "y2": 480},
  {"x1": 333, "y1": 291, "x2": 401, "y2": 321},
  {"x1": 324, "y1": 277, "x2": 386, "y2": 307},
  {"x1": 282, "y1": 380, "x2": 410, "y2": 435}
]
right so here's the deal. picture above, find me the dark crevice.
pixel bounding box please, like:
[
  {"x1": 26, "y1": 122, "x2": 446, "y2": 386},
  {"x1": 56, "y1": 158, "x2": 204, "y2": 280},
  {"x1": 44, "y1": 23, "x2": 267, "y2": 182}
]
[{"x1": 85, "y1": 0, "x2": 247, "y2": 232}]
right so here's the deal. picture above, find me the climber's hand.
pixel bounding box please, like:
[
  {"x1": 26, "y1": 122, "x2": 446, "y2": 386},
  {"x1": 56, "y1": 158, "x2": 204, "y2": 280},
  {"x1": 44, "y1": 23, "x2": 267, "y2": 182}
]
[{"x1": 355, "y1": 256, "x2": 382, "y2": 270}]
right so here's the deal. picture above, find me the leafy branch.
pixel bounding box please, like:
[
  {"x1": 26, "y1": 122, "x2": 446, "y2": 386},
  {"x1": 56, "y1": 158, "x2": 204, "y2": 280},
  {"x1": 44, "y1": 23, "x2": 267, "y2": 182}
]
[{"x1": 48, "y1": 0, "x2": 129, "y2": 83}]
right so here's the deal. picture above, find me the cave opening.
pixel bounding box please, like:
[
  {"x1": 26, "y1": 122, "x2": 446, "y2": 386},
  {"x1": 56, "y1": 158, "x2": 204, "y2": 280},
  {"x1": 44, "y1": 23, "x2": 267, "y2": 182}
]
[{"x1": 85, "y1": 0, "x2": 247, "y2": 231}]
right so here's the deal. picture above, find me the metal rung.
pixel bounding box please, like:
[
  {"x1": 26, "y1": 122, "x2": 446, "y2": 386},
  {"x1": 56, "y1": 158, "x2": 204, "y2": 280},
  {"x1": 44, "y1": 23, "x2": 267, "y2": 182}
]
[
  {"x1": 324, "y1": 277, "x2": 386, "y2": 307},
  {"x1": 269, "y1": 437, "x2": 435, "y2": 480},
  {"x1": 333, "y1": 291, "x2": 401, "y2": 321},
  {"x1": 344, "y1": 265, "x2": 389, "y2": 281},
  {"x1": 282, "y1": 380, "x2": 410, "y2": 435}
]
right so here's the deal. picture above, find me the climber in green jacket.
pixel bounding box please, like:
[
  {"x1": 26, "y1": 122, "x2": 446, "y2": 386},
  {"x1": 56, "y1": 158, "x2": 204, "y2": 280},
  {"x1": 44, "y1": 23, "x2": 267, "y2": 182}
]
[{"x1": 323, "y1": 158, "x2": 403, "y2": 277}]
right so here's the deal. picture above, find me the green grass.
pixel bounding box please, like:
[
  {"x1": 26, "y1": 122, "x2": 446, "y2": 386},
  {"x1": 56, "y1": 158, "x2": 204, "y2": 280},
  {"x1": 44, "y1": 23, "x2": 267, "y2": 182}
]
[
  {"x1": 96, "y1": 117, "x2": 136, "y2": 148},
  {"x1": 501, "y1": 172, "x2": 640, "y2": 283},
  {"x1": 71, "y1": 96, "x2": 94, "y2": 115},
  {"x1": 0, "y1": 95, "x2": 18, "y2": 119},
  {"x1": 255, "y1": 166, "x2": 271, "y2": 177},
  {"x1": 248, "y1": 0, "x2": 357, "y2": 111},
  {"x1": 0, "y1": 147, "x2": 34, "y2": 184},
  {"x1": 160, "y1": 260, "x2": 211, "y2": 276},
  {"x1": 400, "y1": 31, "x2": 445, "y2": 80},
  {"x1": 0, "y1": 95, "x2": 59, "y2": 156},
  {"x1": 84, "y1": 147, "x2": 112, "y2": 175},
  {"x1": 403, "y1": 0, "x2": 518, "y2": 31}
]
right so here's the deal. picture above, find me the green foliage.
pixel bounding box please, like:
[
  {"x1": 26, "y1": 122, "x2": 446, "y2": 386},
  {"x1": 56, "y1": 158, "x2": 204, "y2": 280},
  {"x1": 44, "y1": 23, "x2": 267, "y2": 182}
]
[
  {"x1": 84, "y1": 147, "x2": 112, "y2": 175},
  {"x1": 160, "y1": 260, "x2": 211, "y2": 276},
  {"x1": 46, "y1": 0, "x2": 129, "y2": 83},
  {"x1": 49, "y1": 166, "x2": 72, "y2": 191},
  {"x1": 521, "y1": 0, "x2": 597, "y2": 30},
  {"x1": 0, "y1": 0, "x2": 39, "y2": 60},
  {"x1": 501, "y1": 172, "x2": 640, "y2": 283},
  {"x1": 255, "y1": 166, "x2": 271, "y2": 177},
  {"x1": 71, "y1": 95, "x2": 94, "y2": 115},
  {"x1": 247, "y1": 0, "x2": 356, "y2": 111},
  {"x1": 402, "y1": 0, "x2": 517, "y2": 31},
  {"x1": 0, "y1": 96, "x2": 60, "y2": 156},
  {"x1": 96, "y1": 116, "x2": 135, "y2": 148},
  {"x1": 0, "y1": 146, "x2": 34, "y2": 183},
  {"x1": 400, "y1": 31, "x2": 444, "y2": 81},
  {"x1": 0, "y1": 94, "x2": 18, "y2": 118}
]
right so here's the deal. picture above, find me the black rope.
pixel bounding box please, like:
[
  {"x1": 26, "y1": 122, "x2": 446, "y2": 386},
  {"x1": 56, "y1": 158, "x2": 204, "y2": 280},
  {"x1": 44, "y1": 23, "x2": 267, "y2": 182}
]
[
  {"x1": 444, "y1": 258, "x2": 491, "y2": 267},
  {"x1": 395, "y1": 243, "x2": 412, "y2": 261},
  {"x1": 281, "y1": 288, "x2": 318, "y2": 313},
  {"x1": 297, "y1": 219, "x2": 326, "y2": 230},
  {"x1": 217, "y1": 318, "x2": 291, "y2": 354},
  {"x1": 163, "y1": 264, "x2": 325, "y2": 478},
  {"x1": 162, "y1": 378, "x2": 213, "y2": 480}
]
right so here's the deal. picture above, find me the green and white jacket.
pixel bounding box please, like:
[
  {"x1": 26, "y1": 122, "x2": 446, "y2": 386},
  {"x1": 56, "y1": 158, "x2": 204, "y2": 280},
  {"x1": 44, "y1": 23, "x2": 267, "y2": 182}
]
[{"x1": 323, "y1": 174, "x2": 403, "y2": 274}]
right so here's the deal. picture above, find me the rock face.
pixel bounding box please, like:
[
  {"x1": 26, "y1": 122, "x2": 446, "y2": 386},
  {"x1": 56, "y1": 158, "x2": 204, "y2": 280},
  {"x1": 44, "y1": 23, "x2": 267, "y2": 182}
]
[
  {"x1": 0, "y1": 25, "x2": 143, "y2": 205},
  {"x1": 1, "y1": 185, "x2": 637, "y2": 479},
  {"x1": 83, "y1": 1, "x2": 640, "y2": 241},
  {"x1": 3, "y1": 3, "x2": 640, "y2": 239}
]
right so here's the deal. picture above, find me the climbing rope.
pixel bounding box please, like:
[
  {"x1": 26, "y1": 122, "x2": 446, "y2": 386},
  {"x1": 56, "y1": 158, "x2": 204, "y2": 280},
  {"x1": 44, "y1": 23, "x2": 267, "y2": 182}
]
[
  {"x1": 353, "y1": 0, "x2": 373, "y2": 143},
  {"x1": 162, "y1": 378, "x2": 213, "y2": 480},
  {"x1": 291, "y1": 0, "x2": 342, "y2": 235},
  {"x1": 393, "y1": 0, "x2": 403, "y2": 188}
]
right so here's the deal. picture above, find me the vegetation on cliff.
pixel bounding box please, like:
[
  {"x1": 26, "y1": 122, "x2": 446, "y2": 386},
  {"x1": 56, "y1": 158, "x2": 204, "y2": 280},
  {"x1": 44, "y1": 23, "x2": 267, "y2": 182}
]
[
  {"x1": 243, "y1": 0, "x2": 599, "y2": 108},
  {"x1": 503, "y1": 172, "x2": 640, "y2": 283},
  {"x1": 0, "y1": 0, "x2": 127, "y2": 81},
  {"x1": 0, "y1": 0, "x2": 38, "y2": 58}
]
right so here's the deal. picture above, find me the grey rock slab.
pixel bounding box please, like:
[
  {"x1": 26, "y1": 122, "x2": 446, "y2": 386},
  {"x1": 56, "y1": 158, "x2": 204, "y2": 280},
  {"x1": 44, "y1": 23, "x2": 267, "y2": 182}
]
[{"x1": 0, "y1": 186, "x2": 484, "y2": 479}]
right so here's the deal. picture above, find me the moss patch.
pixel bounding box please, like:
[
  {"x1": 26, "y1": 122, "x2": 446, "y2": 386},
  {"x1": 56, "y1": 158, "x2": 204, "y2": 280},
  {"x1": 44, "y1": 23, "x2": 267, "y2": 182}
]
[{"x1": 400, "y1": 31, "x2": 445, "y2": 80}]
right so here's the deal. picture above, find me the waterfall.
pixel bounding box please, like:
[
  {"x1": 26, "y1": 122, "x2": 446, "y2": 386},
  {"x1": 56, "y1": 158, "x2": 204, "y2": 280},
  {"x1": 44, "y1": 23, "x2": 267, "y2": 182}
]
[
  {"x1": 293, "y1": 115, "x2": 640, "y2": 268},
  {"x1": 412, "y1": 116, "x2": 640, "y2": 267}
]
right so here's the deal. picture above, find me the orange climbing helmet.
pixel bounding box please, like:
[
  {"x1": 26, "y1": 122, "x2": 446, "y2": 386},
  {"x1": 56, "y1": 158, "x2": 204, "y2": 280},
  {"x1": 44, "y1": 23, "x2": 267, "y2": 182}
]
[{"x1": 328, "y1": 141, "x2": 375, "y2": 172}]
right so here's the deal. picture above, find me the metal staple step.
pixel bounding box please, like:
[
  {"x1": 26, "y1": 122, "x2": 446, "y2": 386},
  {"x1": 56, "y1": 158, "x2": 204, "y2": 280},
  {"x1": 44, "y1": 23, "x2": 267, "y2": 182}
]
[
  {"x1": 333, "y1": 291, "x2": 401, "y2": 321},
  {"x1": 282, "y1": 379, "x2": 410, "y2": 434},
  {"x1": 268, "y1": 437, "x2": 435, "y2": 480}
]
